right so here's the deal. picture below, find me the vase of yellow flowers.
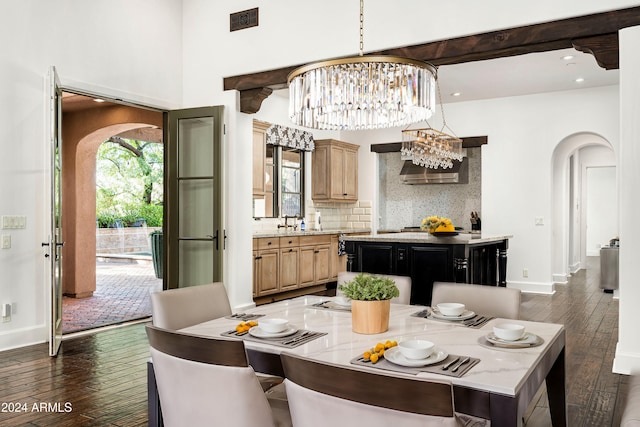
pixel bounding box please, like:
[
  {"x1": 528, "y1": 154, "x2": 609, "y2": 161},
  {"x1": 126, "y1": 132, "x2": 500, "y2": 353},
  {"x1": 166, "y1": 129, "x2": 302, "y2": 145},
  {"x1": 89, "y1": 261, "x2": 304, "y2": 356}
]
[{"x1": 421, "y1": 216, "x2": 456, "y2": 233}]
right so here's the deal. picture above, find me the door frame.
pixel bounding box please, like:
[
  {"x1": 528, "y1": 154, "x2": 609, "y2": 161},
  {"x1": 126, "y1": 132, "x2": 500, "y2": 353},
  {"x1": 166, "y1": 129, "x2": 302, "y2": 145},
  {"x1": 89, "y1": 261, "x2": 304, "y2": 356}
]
[{"x1": 47, "y1": 70, "x2": 173, "y2": 353}]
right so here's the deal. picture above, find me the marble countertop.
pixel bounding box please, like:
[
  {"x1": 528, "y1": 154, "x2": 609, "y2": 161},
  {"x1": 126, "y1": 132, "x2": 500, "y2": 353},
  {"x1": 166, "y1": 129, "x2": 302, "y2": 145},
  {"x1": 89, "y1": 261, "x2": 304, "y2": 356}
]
[
  {"x1": 253, "y1": 228, "x2": 370, "y2": 238},
  {"x1": 342, "y1": 231, "x2": 512, "y2": 244}
]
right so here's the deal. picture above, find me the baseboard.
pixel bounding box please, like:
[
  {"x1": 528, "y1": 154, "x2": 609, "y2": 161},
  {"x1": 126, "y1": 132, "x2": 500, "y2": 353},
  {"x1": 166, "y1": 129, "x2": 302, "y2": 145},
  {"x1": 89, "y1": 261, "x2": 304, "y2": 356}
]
[
  {"x1": 0, "y1": 324, "x2": 47, "y2": 352},
  {"x1": 552, "y1": 273, "x2": 569, "y2": 284},
  {"x1": 612, "y1": 343, "x2": 640, "y2": 374},
  {"x1": 569, "y1": 262, "x2": 581, "y2": 274},
  {"x1": 508, "y1": 280, "x2": 556, "y2": 295}
]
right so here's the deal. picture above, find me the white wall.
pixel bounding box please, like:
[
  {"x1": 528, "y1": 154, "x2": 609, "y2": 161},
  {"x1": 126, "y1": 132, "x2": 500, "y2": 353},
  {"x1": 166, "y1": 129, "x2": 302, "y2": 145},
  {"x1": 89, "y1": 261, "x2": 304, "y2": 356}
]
[
  {"x1": 0, "y1": 0, "x2": 183, "y2": 351},
  {"x1": 585, "y1": 166, "x2": 617, "y2": 255}
]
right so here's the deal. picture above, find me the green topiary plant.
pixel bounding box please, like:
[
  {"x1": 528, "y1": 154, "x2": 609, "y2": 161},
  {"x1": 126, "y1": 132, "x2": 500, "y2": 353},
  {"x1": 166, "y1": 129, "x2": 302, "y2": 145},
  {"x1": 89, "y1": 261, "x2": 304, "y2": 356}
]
[{"x1": 338, "y1": 273, "x2": 399, "y2": 301}]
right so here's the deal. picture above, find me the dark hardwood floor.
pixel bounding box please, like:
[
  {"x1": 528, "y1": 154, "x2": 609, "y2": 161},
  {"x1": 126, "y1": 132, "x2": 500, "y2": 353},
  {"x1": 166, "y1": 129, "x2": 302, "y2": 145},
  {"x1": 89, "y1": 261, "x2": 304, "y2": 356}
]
[{"x1": 0, "y1": 257, "x2": 630, "y2": 426}]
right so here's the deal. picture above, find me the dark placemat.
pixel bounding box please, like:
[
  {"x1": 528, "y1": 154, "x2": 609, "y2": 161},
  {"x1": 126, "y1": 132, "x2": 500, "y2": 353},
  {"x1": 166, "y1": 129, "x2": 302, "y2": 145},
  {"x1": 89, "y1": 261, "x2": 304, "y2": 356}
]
[
  {"x1": 309, "y1": 300, "x2": 352, "y2": 312},
  {"x1": 221, "y1": 329, "x2": 327, "y2": 348},
  {"x1": 411, "y1": 309, "x2": 493, "y2": 328},
  {"x1": 350, "y1": 353, "x2": 479, "y2": 378},
  {"x1": 224, "y1": 313, "x2": 265, "y2": 321}
]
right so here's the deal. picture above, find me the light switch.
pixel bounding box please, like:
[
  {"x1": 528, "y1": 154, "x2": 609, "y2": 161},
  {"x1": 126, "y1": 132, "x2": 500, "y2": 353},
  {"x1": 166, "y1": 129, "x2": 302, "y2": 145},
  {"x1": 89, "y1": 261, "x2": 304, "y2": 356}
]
[
  {"x1": 1, "y1": 235, "x2": 10, "y2": 249},
  {"x1": 2, "y1": 216, "x2": 26, "y2": 229},
  {"x1": 535, "y1": 217, "x2": 544, "y2": 226}
]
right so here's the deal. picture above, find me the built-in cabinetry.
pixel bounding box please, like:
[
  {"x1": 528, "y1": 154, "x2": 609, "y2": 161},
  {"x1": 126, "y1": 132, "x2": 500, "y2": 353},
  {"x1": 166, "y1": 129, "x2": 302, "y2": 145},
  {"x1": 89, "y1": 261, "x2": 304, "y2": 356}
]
[
  {"x1": 253, "y1": 233, "x2": 350, "y2": 300},
  {"x1": 312, "y1": 139, "x2": 359, "y2": 202},
  {"x1": 252, "y1": 120, "x2": 269, "y2": 197},
  {"x1": 343, "y1": 235, "x2": 509, "y2": 306}
]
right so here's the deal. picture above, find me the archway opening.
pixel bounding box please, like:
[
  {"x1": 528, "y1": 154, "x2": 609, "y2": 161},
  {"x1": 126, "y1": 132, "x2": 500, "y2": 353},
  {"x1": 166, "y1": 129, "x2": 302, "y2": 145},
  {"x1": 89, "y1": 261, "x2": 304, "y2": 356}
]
[{"x1": 61, "y1": 93, "x2": 163, "y2": 333}]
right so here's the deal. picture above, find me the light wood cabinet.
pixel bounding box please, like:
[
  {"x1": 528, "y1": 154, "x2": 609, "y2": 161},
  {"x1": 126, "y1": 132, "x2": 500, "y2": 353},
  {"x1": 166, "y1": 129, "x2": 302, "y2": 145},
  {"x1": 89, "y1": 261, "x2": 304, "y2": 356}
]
[
  {"x1": 279, "y1": 236, "x2": 300, "y2": 291},
  {"x1": 299, "y1": 235, "x2": 331, "y2": 287},
  {"x1": 252, "y1": 120, "x2": 270, "y2": 196},
  {"x1": 253, "y1": 234, "x2": 337, "y2": 297},
  {"x1": 253, "y1": 237, "x2": 279, "y2": 296},
  {"x1": 312, "y1": 139, "x2": 359, "y2": 202}
]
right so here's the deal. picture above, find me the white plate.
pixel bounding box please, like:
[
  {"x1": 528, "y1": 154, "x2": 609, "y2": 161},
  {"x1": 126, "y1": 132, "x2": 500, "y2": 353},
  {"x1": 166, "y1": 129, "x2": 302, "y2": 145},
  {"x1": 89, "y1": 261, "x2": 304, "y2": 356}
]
[
  {"x1": 430, "y1": 309, "x2": 476, "y2": 321},
  {"x1": 384, "y1": 346, "x2": 448, "y2": 367},
  {"x1": 249, "y1": 325, "x2": 298, "y2": 339},
  {"x1": 486, "y1": 332, "x2": 538, "y2": 346}
]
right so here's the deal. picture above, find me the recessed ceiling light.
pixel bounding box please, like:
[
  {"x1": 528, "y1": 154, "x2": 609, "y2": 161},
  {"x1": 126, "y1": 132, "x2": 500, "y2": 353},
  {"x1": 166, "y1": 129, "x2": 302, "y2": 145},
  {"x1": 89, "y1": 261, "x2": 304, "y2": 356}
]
[
  {"x1": 562, "y1": 55, "x2": 575, "y2": 61},
  {"x1": 575, "y1": 77, "x2": 585, "y2": 83},
  {"x1": 94, "y1": 98, "x2": 105, "y2": 103},
  {"x1": 451, "y1": 92, "x2": 461, "y2": 97}
]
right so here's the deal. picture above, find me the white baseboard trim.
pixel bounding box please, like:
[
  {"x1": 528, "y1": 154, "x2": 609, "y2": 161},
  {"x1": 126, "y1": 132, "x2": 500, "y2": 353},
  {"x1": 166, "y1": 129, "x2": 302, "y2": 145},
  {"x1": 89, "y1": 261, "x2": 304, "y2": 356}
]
[
  {"x1": 552, "y1": 273, "x2": 569, "y2": 284},
  {"x1": 0, "y1": 324, "x2": 47, "y2": 352},
  {"x1": 613, "y1": 342, "x2": 640, "y2": 374},
  {"x1": 508, "y1": 280, "x2": 555, "y2": 295},
  {"x1": 569, "y1": 262, "x2": 581, "y2": 274}
]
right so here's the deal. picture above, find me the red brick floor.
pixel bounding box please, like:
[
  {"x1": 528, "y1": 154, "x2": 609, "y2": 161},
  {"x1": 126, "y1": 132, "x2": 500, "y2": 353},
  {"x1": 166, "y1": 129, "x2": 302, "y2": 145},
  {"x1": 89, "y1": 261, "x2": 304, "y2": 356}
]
[{"x1": 62, "y1": 260, "x2": 162, "y2": 334}]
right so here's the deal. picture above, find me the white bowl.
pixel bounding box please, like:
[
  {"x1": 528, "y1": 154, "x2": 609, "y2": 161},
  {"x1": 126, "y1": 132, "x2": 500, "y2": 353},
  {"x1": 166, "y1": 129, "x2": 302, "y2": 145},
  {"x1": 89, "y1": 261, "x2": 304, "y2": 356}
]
[
  {"x1": 436, "y1": 303, "x2": 466, "y2": 316},
  {"x1": 398, "y1": 339, "x2": 435, "y2": 360},
  {"x1": 334, "y1": 296, "x2": 352, "y2": 306},
  {"x1": 259, "y1": 318, "x2": 289, "y2": 333},
  {"x1": 493, "y1": 323, "x2": 526, "y2": 341}
]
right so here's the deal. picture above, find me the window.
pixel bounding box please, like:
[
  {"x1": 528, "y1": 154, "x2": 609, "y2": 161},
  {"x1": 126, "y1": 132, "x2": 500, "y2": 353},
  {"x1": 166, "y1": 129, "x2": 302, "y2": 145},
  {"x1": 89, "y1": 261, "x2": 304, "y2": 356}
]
[{"x1": 253, "y1": 145, "x2": 304, "y2": 218}]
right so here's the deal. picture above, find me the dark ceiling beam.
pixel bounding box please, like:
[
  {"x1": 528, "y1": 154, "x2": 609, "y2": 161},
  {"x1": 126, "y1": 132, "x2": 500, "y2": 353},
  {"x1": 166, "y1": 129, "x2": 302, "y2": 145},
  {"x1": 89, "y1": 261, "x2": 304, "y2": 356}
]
[
  {"x1": 370, "y1": 136, "x2": 488, "y2": 153},
  {"x1": 226, "y1": 6, "x2": 640, "y2": 113},
  {"x1": 572, "y1": 33, "x2": 619, "y2": 70}
]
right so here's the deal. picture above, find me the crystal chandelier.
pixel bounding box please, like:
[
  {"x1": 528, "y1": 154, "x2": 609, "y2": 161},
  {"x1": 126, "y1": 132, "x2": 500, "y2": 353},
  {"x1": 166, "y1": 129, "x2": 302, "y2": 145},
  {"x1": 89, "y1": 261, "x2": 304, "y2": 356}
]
[
  {"x1": 401, "y1": 128, "x2": 463, "y2": 169},
  {"x1": 287, "y1": 0, "x2": 436, "y2": 131}
]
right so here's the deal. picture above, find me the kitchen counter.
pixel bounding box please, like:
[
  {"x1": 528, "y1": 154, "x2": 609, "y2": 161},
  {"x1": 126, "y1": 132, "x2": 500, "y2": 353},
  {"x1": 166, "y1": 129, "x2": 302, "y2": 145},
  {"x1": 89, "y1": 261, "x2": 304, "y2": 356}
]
[
  {"x1": 253, "y1": 228, "x2": 370, "y2": 238},
  {"x1": 343, "y1": 231, "x2": 511, "y2": 245},
  {"x1": 343, "y1": 232, "x2": 511, "y2": 306}
]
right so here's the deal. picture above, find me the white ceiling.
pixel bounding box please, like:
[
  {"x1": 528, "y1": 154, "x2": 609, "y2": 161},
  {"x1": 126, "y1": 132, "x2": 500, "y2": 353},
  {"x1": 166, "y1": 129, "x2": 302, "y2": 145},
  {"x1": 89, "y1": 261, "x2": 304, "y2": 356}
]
[{"x1": 275, "y1": 47, "x2": 619, "y2": 105}]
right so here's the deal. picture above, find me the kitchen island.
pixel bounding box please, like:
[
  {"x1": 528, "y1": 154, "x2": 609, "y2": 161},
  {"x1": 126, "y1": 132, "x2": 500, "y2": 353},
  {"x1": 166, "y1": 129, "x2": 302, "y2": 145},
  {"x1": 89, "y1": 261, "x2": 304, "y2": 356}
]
[{"x1": 342, "y1": 232, "x2": 511, "y2": 306}]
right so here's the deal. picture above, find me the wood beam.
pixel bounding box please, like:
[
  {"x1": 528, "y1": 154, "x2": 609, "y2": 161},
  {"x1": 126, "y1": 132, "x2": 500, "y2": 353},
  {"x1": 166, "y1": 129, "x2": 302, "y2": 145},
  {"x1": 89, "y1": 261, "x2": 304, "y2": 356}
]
[
  {"x1": 572, "y1": 33, "x2": 619, "y2": 70},
  {"x1": 227, "y1": 6, "x2": 640, "y2": 113},
  {"x1": 370, "y1": 136, "x2": 488, "y2": 153},
  {"x1": 239, "y1": 87, "x2": 273, "y2": 114}
]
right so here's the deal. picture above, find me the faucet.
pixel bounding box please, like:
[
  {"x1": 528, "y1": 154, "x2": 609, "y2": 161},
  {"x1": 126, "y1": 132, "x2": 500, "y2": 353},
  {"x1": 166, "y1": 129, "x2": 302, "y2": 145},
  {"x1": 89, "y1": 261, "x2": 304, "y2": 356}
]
[{"x1": 278, "y1": 215, "x2": 297, "y2": 231}]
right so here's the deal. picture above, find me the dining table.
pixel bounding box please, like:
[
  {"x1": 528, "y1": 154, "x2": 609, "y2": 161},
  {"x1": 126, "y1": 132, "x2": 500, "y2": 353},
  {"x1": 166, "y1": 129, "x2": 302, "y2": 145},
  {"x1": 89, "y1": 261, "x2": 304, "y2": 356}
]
[{"x1": 149, "y1": 295, "x2": 566, "y2": 427}]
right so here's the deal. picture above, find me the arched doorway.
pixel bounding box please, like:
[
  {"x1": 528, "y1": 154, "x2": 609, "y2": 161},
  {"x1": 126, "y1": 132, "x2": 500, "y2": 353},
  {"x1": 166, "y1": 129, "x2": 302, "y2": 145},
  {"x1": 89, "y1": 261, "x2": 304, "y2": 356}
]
[
  {"x1": 551, "y1": 132, "x2": 616, "y2": 284},
  {"x1": 61, "y1": 93, "x2": 163, "y2": 332}
]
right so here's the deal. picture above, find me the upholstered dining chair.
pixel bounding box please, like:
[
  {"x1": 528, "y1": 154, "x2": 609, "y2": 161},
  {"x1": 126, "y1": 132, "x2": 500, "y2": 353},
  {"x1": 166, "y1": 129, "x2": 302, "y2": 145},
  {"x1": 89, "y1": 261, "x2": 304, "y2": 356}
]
[
  {"x1": 146, "y1": 325, "x2": 291, "y2": 427},
  {"x1": 280, "y1": 352, "x2": 487, "y2": 427},
  {"x1": 150, "y1": 282, "x2": 232, "y2": 331},
  {"x1": 337, "y1": 271, "x2": 412, "y2": 305},
  {"x1": 431, "y1": 282, "x2": 522, "y2": 319},
  {"x1": 148, "y1": 281, "x2": 283, "y2": 396}
]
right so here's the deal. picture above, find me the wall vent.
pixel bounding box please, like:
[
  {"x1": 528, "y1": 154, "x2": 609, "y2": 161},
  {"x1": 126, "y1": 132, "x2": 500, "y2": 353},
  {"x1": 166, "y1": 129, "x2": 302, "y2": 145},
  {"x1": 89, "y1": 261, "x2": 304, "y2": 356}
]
[{"x1": 230, "y1": 8, "x2": 259, "y2": 32}]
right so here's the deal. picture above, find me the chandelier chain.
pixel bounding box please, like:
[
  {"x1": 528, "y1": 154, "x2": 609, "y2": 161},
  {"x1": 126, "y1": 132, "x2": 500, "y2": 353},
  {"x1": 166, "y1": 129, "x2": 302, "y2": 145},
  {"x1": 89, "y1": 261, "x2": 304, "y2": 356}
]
[{"x1": 359, "y1": 0, "x2": 364, "y2": 56}]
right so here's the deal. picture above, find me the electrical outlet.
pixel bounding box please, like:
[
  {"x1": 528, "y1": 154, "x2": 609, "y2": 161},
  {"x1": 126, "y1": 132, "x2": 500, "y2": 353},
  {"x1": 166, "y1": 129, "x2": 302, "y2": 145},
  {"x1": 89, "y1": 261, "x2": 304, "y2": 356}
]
[
  {"x1": 1, "y1": 234, "x2": 10, "y2": 249},
  {"x1": 535, "y1": 217, "x2": 544, "y2": 226},
  {"x1": 523, "y1": 268, "x2": 529, "y2": 278}
]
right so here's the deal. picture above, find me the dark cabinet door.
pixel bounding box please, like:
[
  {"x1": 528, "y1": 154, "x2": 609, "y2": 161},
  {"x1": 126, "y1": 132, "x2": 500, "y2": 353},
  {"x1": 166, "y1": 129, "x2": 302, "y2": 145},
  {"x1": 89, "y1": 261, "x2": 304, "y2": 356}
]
[
  {"x1": 409, "y1": 246, "x2": 453, "y2": 306},
  {"x1": 356, "y1": 244, "x2": 395, "y2": 274}
]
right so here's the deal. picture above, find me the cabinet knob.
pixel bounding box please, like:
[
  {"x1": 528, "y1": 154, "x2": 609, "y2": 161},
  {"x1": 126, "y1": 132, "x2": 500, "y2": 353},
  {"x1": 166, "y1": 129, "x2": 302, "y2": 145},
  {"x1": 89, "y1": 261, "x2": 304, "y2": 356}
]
[
  {"x1": 314, "y1": 250, "x2": 320, "y2": 254},
  {"x1": 288, "y1": 240, "x2": 293, "y2": 244},
  {"x1": 289, "y1": 248, "x2": 293, "y2": 252},
  {"x1": 343, "y1": 193, "x2": 348, "y2": 196},
  {"x1": 267, "y1": 242, "x2": 272, "y2": 245},
  {"x1": 255, "y1": 256, "x2": 263, "y2": 260}
]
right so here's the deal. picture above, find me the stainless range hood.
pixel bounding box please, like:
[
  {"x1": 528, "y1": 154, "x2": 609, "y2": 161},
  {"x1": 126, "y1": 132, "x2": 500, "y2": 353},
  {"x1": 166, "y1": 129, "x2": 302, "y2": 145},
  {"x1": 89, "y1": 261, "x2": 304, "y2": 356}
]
[{"x1": 399, "y1": 157, "x2": 469, "y2": 184}]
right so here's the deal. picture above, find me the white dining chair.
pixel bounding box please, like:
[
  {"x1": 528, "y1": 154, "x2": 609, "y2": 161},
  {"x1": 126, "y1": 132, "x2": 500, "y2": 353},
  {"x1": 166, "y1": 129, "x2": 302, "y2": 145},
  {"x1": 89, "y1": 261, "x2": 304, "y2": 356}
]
[
  {"x1": 146, "y1": 325, "x2": 291, "y2": 427},
  {"x1": 149, "y1": 281, "x2": 284, "y2": 394},
  {"x1": 150, "y1": 282, "x2": 232, "y2": 330},
  {"x1": 280, "y1": 352, "x2": 488, "y2": 427},
  {"x1": 431, "y1": 281, "x2": 521, "y2": 319},
  {"x1": 337, "y1": 271, "x2": 412, "y2": 305}
]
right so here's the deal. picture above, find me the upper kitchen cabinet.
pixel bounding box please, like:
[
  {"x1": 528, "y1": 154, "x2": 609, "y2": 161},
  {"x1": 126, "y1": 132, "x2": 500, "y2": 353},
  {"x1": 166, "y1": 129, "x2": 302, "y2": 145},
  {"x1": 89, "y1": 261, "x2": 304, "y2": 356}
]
[
  {"x1": 312, "y1": 139, "x2": 359, "y2": 202},
  {"x1": 252, "y1": 120, "x2": 270, "y2": 197}
]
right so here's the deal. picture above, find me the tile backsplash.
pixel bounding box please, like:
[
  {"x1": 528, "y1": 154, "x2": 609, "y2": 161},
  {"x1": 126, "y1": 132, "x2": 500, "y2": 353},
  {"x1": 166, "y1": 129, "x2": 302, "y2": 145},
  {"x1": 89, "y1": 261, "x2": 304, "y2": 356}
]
[
  {"x1": 378, "y1": 148, "x2": 482, "y2": 230},
  {"x1": 253, "y1": 200, "x2": 372, "y2": 232}
]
